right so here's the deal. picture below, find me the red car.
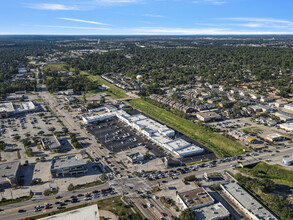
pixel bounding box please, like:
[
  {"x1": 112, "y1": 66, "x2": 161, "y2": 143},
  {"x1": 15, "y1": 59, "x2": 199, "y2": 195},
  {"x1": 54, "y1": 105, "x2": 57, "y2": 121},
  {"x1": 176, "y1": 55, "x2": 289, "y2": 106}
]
[
  {"x1": 160, "y1": 212, "x2": 166, "y2": 217},
  {"x1": 44, "y1": 206, "x2": 52, "y2": 209}
]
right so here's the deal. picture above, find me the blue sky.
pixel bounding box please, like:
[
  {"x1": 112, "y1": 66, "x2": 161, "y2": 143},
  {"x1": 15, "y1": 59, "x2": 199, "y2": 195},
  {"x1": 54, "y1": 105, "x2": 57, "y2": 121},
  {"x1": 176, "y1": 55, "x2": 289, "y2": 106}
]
[{"x1": 2, "y1": 0, "x2": 293, "y2": 35}]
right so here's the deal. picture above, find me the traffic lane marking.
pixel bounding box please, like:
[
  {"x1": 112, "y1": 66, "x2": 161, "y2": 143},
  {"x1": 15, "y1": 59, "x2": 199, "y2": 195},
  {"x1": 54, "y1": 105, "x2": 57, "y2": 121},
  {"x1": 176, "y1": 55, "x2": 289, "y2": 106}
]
[
  {"x1": 137, "y1": 197, "x2": 159, "y2": 220},
  {"x1": 0, "y1": 186, "x2": 111, "y2": 214}
]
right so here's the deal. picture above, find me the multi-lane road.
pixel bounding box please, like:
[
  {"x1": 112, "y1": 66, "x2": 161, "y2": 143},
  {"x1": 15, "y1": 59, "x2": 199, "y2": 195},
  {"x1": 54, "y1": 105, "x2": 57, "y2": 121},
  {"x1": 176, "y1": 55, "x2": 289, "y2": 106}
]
[{"x1": 0, "y1": 68, "x2": 290, "y2": 220}]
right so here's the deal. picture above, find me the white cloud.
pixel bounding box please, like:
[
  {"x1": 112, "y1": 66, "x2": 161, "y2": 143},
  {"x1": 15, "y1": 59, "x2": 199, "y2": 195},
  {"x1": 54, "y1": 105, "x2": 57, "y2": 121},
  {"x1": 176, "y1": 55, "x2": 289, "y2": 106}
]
[
  {"x1": 129, "y1": 27, "x2": 228, "y2": 35},
  {"x1": 193, "y1": 0, "x2": 228, "y2": 5},
  {"x1": 59, "y1": 17, "x2": 109, "y2": 26},
  {"x1": 126, "y1": 26, "x2": 293, "y2": 35},
  {"x1": 143, "y1": 14, "x2": 165, "y2": 18},
  {"x1": 35, "y1": 25, "x2": 110, "y2": 30},
  {"x1": 94, "y1": 0, "x2": 141, "y2": 5},
  {"x1": 222, "y1": 17, "x2": 293, "y2": 25},
  {"x1": 28, "y1": 3, "x2": 78, "y2": 10}
]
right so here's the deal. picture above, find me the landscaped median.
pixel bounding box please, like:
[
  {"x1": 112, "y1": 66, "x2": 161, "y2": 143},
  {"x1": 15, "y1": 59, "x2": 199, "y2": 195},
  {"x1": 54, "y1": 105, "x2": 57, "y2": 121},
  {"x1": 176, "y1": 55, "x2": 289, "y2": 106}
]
[
  {"x1": 25, "y1": 196, "x2": 145, "y2": 220},
  {"x1": 67, "y1": 174, "x2": 108, "y2": 191},
  {"x1": 0, "y1": 195, "x2": 32, "y2": 207},
  {"x1": 129, "y1": 98, "x2": 249, "y2": 158}
]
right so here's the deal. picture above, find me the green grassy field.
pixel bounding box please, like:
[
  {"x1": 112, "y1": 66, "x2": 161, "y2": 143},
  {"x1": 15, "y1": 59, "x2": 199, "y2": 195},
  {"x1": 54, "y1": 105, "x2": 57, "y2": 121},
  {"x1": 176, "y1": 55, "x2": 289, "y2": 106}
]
[
  {"x1": 240, "y1": 162, "x2": 293, "y2": 186},
  {"x1": 44, "y1": 64, "x2": 66, "y2": 72},
  {"x1": 83, "y1": 73, "x2": 128, "y2": 99},
  {"x1": 129, "y1": 98, "x2": 248, "y2": 158}
]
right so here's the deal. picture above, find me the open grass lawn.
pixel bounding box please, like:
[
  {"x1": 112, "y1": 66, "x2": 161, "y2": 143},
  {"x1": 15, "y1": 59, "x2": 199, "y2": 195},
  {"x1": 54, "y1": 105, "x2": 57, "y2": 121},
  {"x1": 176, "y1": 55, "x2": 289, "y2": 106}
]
[
  {"x1": 43, "y1": 64, "x2": 75, "y2": 73},
  {"x1": 242, "y1": 126, "x2": 263, "y2": 133},
  {"x1": 44, "y1": 64, "x2": 66, "y2": 72},
  {"x1": 240, "y1": 162, "x2": 293, "y2": 186},
  {"x1": 82, "y1": 73, "x2": 128, "y2": 99},
  {"x1": 97, "y1": 197, "x2": 144, "y2": 220},
  {"x1": 129, "y1": 98, "x2": 248, "y2": 158}
]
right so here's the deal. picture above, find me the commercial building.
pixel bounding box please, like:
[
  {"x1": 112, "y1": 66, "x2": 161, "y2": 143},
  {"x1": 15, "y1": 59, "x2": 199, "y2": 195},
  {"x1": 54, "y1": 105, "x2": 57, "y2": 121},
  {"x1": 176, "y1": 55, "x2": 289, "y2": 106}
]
[
  {"x1": 64, "y1": 96, "x2": 76, "y2": 102},
  {"x1": 266, "y1": 133, "x2": 285, "y2": 142},
  {"x1": 196, "y1": 112, "x2": 222, "y2": 122},
  {"x1": 245, "y1": 137, "x2": 257, "y2": 144},
  {"x1": 51, "y1": 155, "x2": 88, "y2": 178},
  {"x1": 0, "y1": 102, "x2": 15, "y2": 118},
  {"x1": 260, "y1": 96, "x2": 274, "y2": 103},
  {"x1": 274, "y1": 111, "x2": 293, "y2": 122},
  {"x1": 41, "y1": 204, "x2": 100, "y2": 220},
  {"x1": 282, "y1": 156, "x2": 293, "y2": 166},
  {"x1": 194, "y1": 202, "x2": 230, "y2": 220},
  {"x1": 284, "y1": 104, "x2": 293, "y2": 112},
  {"x1": 177, "y1": 187, "x2": 214, "y2": 210},
  {"x1": 6, "y1": 93, "x2": 24, "y2": 101},
  {"x1": 0, "y1": 101, "x2": 36, "y2": 118},
  {"x1": 250, "y1": 105, "x2": 272, "y2": 113},
  {"x1": 41, "y1": 136, "x2": 61, "y2": 151},
  {"x1": 221, "y1": 182, "x2": 277, "y2": 220},
  {"x1": 127, "y1": 152, "x2": 145, "y2": 163},
  {"x1": 274, "y1": 101, "x2": 287, "y2": 108},
  {"x1": 0, "y1": 161, "x2": 20, "y2": 189},
  {"x1": 15, "y1": 101, "x2": 36, "y2": 114},
  {"x1": 83, "y1": 109, "x2": 203, "y2": 157},
  {"x1": 64, "y1": 89, "x2": 75, "y2": 95},
  {"x1": 279, "y1": 122, "x2": 293, "y2": 132}
]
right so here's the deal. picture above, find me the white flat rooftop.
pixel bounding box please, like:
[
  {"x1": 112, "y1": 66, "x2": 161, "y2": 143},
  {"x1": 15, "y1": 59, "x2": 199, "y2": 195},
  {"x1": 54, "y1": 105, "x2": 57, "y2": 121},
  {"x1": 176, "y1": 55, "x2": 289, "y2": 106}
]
[
  {"x1": 221, "y1": 182, "x2": 277, "y2": 220},
  {"x1": 176, "y1": 145, "x2": 204, "y2": 156},
  {"x1": 0, "y1": 102, "x2": 14, "y2": 113},
  {"x1": 166, "y1": 138, "x2": 192, "y2": 150},
  {"x1": 40, "y1": 204, "x2": 99, "y2": 220},
  {"x1": 267, "y1": 133, "x2": 282, "y2": 138}
]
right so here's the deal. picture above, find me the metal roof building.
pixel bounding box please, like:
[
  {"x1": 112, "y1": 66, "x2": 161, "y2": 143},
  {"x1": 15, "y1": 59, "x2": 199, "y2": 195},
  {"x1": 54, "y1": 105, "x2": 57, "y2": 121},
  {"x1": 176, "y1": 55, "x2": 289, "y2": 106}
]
[{"x1": 221, "y1": 182, "x2": 277, "y2": 220}]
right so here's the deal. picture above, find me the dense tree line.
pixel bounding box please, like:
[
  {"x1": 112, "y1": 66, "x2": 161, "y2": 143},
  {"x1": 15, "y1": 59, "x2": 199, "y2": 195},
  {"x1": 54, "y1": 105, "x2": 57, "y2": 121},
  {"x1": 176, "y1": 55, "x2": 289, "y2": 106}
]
[
  {"x1": 235, "y1": 173, "x2": 293, "y2": 220},
  {"x1": 68, "y1": 44, "x2": 293, "y2": 94},
  {"x1": 0, "y1": 80, "x2": 36, "y2": 99},
  {"x1": 45, "y1": 76, "x2": 97, "y2": 92}
]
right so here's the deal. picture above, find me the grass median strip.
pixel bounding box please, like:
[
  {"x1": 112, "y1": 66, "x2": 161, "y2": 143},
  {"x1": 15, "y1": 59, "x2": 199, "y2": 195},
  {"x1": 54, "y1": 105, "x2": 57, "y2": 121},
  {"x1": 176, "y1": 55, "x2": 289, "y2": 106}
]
[
  {"x1": 129, "y1": 98, "x2": 248, "y2": 157},
  {"x1": 0, "y1": 195, "x2": 32, "y2": 207}
]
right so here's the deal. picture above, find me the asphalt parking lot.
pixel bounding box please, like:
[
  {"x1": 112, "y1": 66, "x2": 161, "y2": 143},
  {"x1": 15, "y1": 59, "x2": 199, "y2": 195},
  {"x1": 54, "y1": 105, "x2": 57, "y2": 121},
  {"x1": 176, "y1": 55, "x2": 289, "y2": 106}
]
[
  {"x1": 86, "y1": 110, "x2": 216, "y2": 166},
  {"x1": 87, "y1": 119, "x2": 150, "y2": 153}
]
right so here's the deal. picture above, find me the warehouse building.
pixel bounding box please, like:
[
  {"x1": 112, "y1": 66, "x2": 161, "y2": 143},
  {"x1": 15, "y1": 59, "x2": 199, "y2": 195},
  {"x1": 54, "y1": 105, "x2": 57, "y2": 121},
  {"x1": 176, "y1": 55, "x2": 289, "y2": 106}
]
[
  {"x1": 0, "y1": 161, "x2": 20, "y2": 189},
  {"x1": 177, "y1": 187, "x2": 214, "y2": 210},
  {"x1": 51, "y1": 155, "x2": 88, "y2": 178},
  {"x1": 221, "y1": 182, "x2": 277, "y2": 220},
  {"x1": 282, "y1": 156, "x2": 293, "y2": 166}
]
